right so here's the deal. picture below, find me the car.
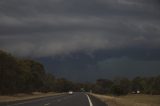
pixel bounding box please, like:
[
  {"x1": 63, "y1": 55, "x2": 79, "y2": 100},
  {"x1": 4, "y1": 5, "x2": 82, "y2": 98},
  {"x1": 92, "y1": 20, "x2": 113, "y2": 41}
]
[{"x1": 68, "y1": 91, "x2": 73, "y2": 95}]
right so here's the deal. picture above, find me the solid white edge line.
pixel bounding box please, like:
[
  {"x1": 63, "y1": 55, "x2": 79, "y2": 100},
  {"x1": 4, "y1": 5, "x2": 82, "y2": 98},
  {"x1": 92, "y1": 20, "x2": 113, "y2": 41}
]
[{"x1": 85, "y1": 94, "x2": 93, "y2": 106}]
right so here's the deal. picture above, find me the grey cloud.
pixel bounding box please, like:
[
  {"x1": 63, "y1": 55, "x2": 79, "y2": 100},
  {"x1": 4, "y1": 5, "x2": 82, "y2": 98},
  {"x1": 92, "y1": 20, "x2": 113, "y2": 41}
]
[{"x1": 0, "y1": 0, "x2": 160, "y2": 57}]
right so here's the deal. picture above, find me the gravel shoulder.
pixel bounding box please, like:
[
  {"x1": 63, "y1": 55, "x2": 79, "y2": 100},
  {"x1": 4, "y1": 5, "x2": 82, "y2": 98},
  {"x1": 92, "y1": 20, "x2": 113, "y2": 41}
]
[
  {"x1": 0, "y1": 92, "x2": 63, "y2": 103},
  {"x1": 91, "y1": 93, "x2": 160, "y2": 106}
]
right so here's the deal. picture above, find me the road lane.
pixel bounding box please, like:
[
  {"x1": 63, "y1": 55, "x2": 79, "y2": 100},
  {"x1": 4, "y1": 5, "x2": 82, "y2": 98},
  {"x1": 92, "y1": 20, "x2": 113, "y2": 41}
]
[{"x1": 0, "y1": 93, "x2": 107, "y2": 106}]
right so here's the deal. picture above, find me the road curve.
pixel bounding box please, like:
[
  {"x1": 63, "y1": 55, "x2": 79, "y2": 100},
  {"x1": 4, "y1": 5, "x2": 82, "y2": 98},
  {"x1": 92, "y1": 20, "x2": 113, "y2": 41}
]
[{"x1": 1, "y1": 92, "x2": 107, "y2": 106}]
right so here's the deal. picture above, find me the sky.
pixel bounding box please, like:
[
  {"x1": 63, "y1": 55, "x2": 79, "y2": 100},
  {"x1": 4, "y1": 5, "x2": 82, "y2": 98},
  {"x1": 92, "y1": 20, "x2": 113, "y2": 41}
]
[{"x1": 0, "y1": 0, "x2": 160, "y2": 82}]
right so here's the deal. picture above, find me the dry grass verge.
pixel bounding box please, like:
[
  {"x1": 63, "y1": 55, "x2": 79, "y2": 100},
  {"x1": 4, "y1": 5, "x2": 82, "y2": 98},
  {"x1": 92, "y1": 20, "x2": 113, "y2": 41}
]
[
  {"x1": 91, "y1": 93, "x2": 160, "y2": 106},
  {"x1": 0, "y1": 92, "x2": 63, "y2": 103}
]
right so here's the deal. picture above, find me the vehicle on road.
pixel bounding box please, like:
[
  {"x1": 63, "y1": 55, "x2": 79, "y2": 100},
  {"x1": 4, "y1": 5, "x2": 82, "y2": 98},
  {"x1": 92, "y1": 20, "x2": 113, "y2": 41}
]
[{"x1": 68, "y1": 91, "x2": 73, "y2": 95}]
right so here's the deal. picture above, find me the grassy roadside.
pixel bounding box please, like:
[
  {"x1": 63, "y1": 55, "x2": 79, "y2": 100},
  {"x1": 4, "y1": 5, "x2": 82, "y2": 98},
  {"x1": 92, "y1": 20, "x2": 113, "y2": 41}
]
[
  {"x1": 0, "y1": 92, "x2": 63, "y2": 103},
  {"x1": 91, "y1": 93, "x2": 160, "y2": 106}
]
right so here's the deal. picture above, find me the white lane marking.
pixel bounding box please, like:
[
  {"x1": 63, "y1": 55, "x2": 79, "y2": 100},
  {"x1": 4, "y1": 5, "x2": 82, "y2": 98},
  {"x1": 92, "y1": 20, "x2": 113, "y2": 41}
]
[
  {"x1": 44, "y1": 103, "x2": 50, "y2": 106},
  {"x1": 85, "y1": 94, "x2": 93, "y2": 106}
]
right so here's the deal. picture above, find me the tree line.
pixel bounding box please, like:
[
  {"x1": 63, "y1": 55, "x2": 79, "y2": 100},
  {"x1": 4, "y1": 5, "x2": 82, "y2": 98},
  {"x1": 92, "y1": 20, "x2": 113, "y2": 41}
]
[
  {"x1": 0, "y1": 50, "x2": 160, "y2": 95},
  {"x1": 0, "y1": 50, "x2": 74, "y2": 94},
  {"x1": 91, "y1": 76, "x2": 160, "y2": 95}
]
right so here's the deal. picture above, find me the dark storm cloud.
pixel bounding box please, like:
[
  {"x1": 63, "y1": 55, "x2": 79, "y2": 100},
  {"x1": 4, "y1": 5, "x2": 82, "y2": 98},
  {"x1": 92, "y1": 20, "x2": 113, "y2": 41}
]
[
  {"x1": 0, "y1": 0, "x2": 160, "y2": 57},
  {"x1": 38, "y1": 49, "x2": 160, "y2": 81},
  {"x1": 1, "y1": 0, "x2": 160, "y2": 81}
]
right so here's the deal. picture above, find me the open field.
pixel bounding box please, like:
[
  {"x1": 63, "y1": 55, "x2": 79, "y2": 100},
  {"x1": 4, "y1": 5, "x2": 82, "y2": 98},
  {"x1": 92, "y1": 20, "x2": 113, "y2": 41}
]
[
  {"x1": 92, "y1": 93, "x2": 160, "y2": 106},
  {"x1": 0, "y1": 92, "x2": 62, "y2": 103}
]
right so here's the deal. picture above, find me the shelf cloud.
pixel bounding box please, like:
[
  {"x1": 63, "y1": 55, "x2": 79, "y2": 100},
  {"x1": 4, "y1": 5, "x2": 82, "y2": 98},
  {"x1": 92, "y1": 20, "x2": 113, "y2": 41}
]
[
  {"x1": 0, "y1": 0, "x2": 160, "y2": 81},
  {"x1": 0, "y1": 0, "x2": 160, "y2": 57}
]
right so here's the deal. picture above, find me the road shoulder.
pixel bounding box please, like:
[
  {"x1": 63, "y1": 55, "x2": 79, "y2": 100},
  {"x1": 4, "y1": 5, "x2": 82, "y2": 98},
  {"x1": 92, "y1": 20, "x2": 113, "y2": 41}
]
[
  {"x1": 88, "y1": 93, "x2": 107, "y2": 106},
  {"x1": 0, "y1": 92, "x2": 64, "y2": 105}
]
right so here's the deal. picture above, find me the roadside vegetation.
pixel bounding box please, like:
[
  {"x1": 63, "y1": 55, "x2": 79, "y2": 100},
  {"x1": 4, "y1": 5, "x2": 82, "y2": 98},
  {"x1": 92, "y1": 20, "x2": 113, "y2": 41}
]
[
  {"x1": 0, "y1": 50, "x2": 75, "y2": 95},
  {"x1": 92, "y1": 76, "x2": 160, "y2": 95}
]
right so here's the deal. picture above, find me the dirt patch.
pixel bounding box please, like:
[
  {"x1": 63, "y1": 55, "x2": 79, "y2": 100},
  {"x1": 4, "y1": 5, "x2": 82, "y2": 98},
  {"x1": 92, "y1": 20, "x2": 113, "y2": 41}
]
[
  {"x1": 0, "y1": 92, "x2": 63, "y2": 103},
  {"x1": 91, "y1": 94, "x2": 160, "y2": 106}
]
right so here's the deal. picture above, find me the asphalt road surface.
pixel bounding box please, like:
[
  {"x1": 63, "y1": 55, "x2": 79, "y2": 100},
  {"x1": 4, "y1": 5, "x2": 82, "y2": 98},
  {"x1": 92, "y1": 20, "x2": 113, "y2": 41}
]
[{"x1": 0, "y1": 93, "x2": 107, "y2": 106}]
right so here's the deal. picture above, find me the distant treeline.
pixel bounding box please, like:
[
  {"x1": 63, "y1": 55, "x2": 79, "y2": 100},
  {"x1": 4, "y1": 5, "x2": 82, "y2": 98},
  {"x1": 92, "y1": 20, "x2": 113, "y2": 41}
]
[
  {"x1": 91, "y1": 76, "x2": 160, "y2": 95},
  {"x1": 0, "y1": 50, "x2": 160, "y2": 95}
]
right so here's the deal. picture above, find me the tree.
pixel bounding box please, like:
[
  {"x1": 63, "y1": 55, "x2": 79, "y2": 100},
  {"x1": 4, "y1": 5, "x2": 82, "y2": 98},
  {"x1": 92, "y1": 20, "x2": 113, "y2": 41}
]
[
  {"x1": 0, "y1": 50, "x2": 21, "y2": 94},
  {"x1": 111, "y1": 77, "x2": 130, "y2": 95},
  {"x1": 43, "y1": 73, "x2": 55, "y2": 92},
  {"x1": 94, "y1": 79, "x2": 113, "y2": 94},
  {"x1": 54, "y1": 78, "x2": 74, "y2": 92},
  {"x1": 152, "y1": 76, "x2": 160, "y2": 94},
  {"x1": 0, "y1": 50, "x2": 52, "y2": 94}
]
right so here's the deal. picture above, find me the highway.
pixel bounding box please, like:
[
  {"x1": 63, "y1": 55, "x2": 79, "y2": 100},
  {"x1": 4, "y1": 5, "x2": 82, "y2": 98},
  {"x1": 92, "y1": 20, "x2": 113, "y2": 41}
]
[{"x1": 0, "y1": 93, "x2": 107, "y2": 106}]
